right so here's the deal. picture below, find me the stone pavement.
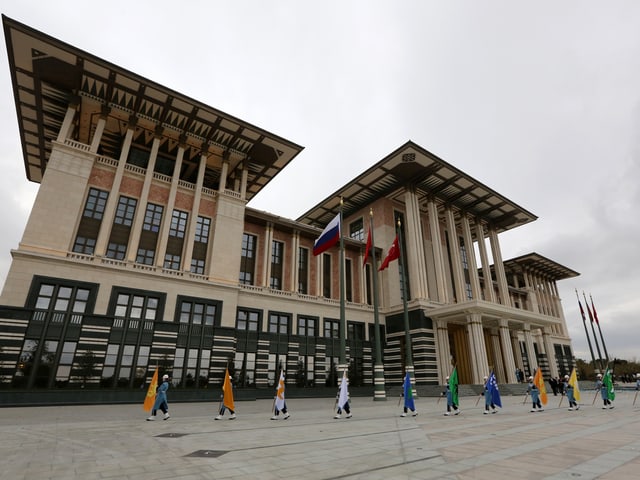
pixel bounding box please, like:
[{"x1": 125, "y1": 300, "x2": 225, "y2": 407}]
[{"x1": 0, "y1": 389, "x2": 639, "y2": 480}]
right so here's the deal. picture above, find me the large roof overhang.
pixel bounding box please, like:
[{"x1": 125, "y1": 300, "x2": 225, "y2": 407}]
[
  {"x1": 297, "y1": 141, "x2": 538, "y2": 234},
  {"x1": 2, "y1": 15, "x2": 303, "y2": 201},
  {"x1": 501, "y1": 252, "x2": 580, "y2": 281}
]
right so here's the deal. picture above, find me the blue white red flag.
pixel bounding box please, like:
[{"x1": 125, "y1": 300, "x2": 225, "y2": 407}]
[
  {"x1": 487, "y1": 371, "x2": 502, "y2": 408},
  {"x1": 313, "y1": 213, "x2": 341, "y2": 256}
]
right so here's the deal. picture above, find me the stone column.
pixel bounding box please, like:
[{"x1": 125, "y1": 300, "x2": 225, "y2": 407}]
[
  {"x1": 435, "y1": 318, "x2": 452, "y2": 382},
  {"x1": 94, "y1": 124, "x2": 135, "y2": 257},
  {"x1": 262, "y1": 223, "x2": 274, "y2": 288},
  {"x1": 511, "y1": 330, "x2": 525, "y2": 377},
  {"x1": 89, "y1": 108, "x2": 109, "y2": 153},
  {"x1": 427, "y1": 198, "x2": 448, "y2": 303},
  {"x1": 127, "y1": 131, "x2": 161, "y2": 263},
  {"x1": 403, "y1": 188, "x2": 429, "y2": 299},
  {"x1": 56, "y1": 103, "x2": 78, "y2": 143},
  {"x1": 182, "y1": 151, "x2": 207, "y2": 272},
  {"x1": 499, "y1": 319, "x2": 518, "y2": 383},
  {"x1": 489, "y1": 227, "x2": 511, "y2": 306},
  {"x1": 445, "y1": 207, "x2": 466, "y2": 302},
  {"x1": 461, "y1": 214, "x2": 481, "y2": 300},
  {"x1": 542, "y1": 327, "x2": 559, "y2": 378},
  {"x1": 523, "y1": 323, "x2": 539, "y2": 372},
  {"x1": 466, "y1": 313, "x2": 489, "y2": 384},
  {"x1": 475, "y1": 223, "x2": 496, "y2": 302}
]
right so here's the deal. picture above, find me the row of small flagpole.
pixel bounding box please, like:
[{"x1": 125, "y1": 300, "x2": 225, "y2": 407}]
[{"x1": 576, "y1": 290, "x2": 610, "y2": 372}]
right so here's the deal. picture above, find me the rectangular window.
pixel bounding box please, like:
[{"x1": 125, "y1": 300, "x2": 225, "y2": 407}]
[
  {"x1": 239, "y1": 234, "x2": 257, "y2": 285},
  {"x1": 234, "y1": 351, "x2": 256, "y2": 387},
  {"x1": 73, "y1": 187, "x2": 109, "y2": 254},
  {"x1": 169, "y1": 210, "x2": 188, "y2": 238},
  {"x1": 324, "y1": 319, "x2": 339, "y2": 339},
  {"x1": 236, "y1": 309, "x2": 259, "y2": 331},
  {"x1": 268, "y1": 312, "x2": 289, "y2": 334},
  {"x1": 179, "y1": 299, "x2": 217, "y2": 326},
  {"x1": 297, "y1": 316, "x2": 317, "y2": 337},
  {"x1": 191, "y1": 216, "x2": 210, "y2": 274},
  {"x1": 345, "y1": 258, "x2": 352, "y2": 302},
  {"x1": 142, "y1": 203, "x2": 163, "y2": 232},
  {"x1": 136, "y1": 248, "x2": 155, "y2": 265},
  {"x1": 114, "y1": 196, "x2": 137, "y2": 227},
  {"x1": 322, "y1": 253, "x2": 331, "y2": 298},
  {"x1": 194, "y1": 216, "x2": 210, "y2": 243},
  {"x1": 106, "y1": 242, "x2": 127, "y2": 260},
  {"x1": 349, "y1": 218, "x2": 364, "y2": 241},
  {"x1": 163, "y1": 253, "x2": 181, "y2": 270},
  {"x1": 298, "y1": 247, "x2": 308, "y2": 294},
  {"x1": 270, "y1": 240, "x2": 284, "y2": 290},
  {"x1": 190, "y1": 258, "x2": 205, "y2": 274}
]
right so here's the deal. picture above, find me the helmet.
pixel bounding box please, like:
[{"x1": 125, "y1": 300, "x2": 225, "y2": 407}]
[
  {"x1": 483, "y1": 376, "x2": 488, "y2": 380},
  {"x1": 597, "y1": 373, "x2": 602, "y2": 378},
  {"x1": 528, "y1": 376, "x2": 533, "y2": 380},
  {"x1": 445, "y1": 376, "x2": 450, "y2": 381},
  {"x1": 564, "y1": 375, "x2": 569, "y2": 379},
  {"x1": 162, "y1": 374, "x2": 169, "y2": 380},
  {"x1": 636, "y1": 373, "x2": 640, "y2": 378}
]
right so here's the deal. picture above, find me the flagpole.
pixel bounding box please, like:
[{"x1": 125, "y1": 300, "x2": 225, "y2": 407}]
[
  {"x1": 590, "y1": 294, "x2": 610, "y2": 365},
  {"x1": 583, "y1": 291, "x2": 604, "y2": 371},
  {"x1": 369, "y1": 209, "x2": 386, "y2": 401},
  {"x1": 338, "y1": 198, "x2": 347, "y2": 374},
  {"x1": 397, "y1": 218, "x2": 415, "y2": 394},
  {"x1": 576, "y1": 290, "x2": 597, "y2": 372}
]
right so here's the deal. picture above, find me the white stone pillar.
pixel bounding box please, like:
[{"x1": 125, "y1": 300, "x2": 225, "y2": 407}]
[
  {"x1": 523, "y1": 323, "x2": 539, "y2": 372},
  {"x1": 94, "y1": 126, "x2": 134, "y2": 257},
  {"x1": 499, "y1": 319, "x2": 518, "y2": 383},
  {"x1": 435, "y1": 319, "x2": 452, "y2": 382},
  {"x1": 158, "y1": 145, "x2": 185, "y2": 269},
  {"x1": 89, "y1": 113, "x2": 108, "y2": 153},
  {"x1": 461, "y1": 214, "x2": 481, "y2": 300},
  {"x1": 489, "y1": 227, "x2": 511, "y2": 306},
  {"x1": 182, "y1": 152, "x2": 207, "y2": 272},
  {"x1": 427, "y1": 198, "x2": 448, "y2": 303},
  {"x1": 511, "y1": 330, "x2": 525, "y2": 377},
  {"x1": 127, "y1": 134, "x2": 161, "y2": 263},
  {"x1": 262, "y1": 223, "x2": 274, "y2": 288},
  {"x1": 466, "y1": 313, "x2": 489, "y2": 384},
  {"x1": 445, "y1": 207, "x2": 466, "y2": 302},
  {"x1": 291, "y1": 231, "x2": 299, "y2": 292},
  {"x1": 475, "y1": 223, "x2": 496, "y2": 302},
  {"x1": 240, "y1": 162, "x2": 248, "y2": 199},
  {"x1": 403, "y1": 188, "x2": 429, "y2": 299},
  {"x1": 542, "y1": 327, "x2": 559, "y2": 378},
  {"x1": 56, "y1": 104, "x2": 77, "y2": 143}
]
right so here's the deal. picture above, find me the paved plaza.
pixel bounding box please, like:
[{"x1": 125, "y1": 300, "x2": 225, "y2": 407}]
[{"x1": 0, "y1": 389, "x2": 639, "y2": 480}]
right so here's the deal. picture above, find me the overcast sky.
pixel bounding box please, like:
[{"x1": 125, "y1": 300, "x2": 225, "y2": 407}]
[{"x1": 1, "y1": 1, "x2": 639, "y2": 361}]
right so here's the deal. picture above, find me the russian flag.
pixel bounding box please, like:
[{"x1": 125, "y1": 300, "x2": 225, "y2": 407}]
[{"x1": 313, "y1": 213, "x2": 341, "y2": 256}]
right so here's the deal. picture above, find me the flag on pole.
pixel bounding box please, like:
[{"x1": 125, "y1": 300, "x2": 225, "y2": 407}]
[
  {"x1": 338, "y1": 369, "x2": 349, "y2": 409},
  {"x1": 313, "y1": 213, "x2": 341, "y2": 256},
  {"x1": 143, "y1": 367, "x2": 159, "y2": 412},
  {"x1": 449, "y1": 367, "x2": 459, "y2": 406},
  {"x1": 569, "y1": 367, "x2": 581, "y2": 402},
  {"x1": 487, "y1": 371, "x2": 502, "y2": 408},
  {"x1": 403, "y1": 371, "x2": 415, "y2": 411},
  {"x1": 275, "y1": 369, "x2": 286, "y2": 412},
  {"x1": 533, "y1": 368, "x2": 548, "y2": 405},
  {"x1": 378, "y1": 235, "x2": 399, "y2": 271},
  {"x1": 362, "y1": 228, "x2": 372, "y2": 267},
  {"x1": 222, "y1": 367, "x2": 235, "y2": 411},
  {"x1": 603, "y1": 367, "x2": 615, "y2": 401},
  {"x1": 590, "y1": 297, "x2": 601, "y2": 325}
]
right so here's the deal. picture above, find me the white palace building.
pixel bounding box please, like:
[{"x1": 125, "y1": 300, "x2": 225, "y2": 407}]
[{"x1": 0, "y1": 16, "x2": 578, "y2": 394}]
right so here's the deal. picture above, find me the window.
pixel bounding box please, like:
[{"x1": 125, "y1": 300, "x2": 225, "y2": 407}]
[
  {"x1": 297, "y1": 316, "x2": 317, "y2": 337},
  {"x1": 267, "y1": 353, "x2": 287, "y2": 387},
  {"x1": 322, "y1": 253, "x2": 332, "y2": 298},
  {"x1": 73, "y1": 188, "x2": 108, "y2": 254},
  {"x1": 179, "y1": 299, "x2": 217, "y2": 326},
  {"x1": 114, "y1": 293, "x2": 159, "y2": 321},
  {"x1": 349, "y1": 218, "x2": 364, "y2": 241},
  {"x1": 191, "y1": 216, "x2": 210, "y2": 274},
  {"x1": 268, "y1": 313, "x2": 289, "y2": 335},
  {"x1": 324, "y1": 319, "x2": 339, "y2": 338},
  {"x1": 234, "y1": 351, "x2": 256, "y2": 387},
  {"x1": 55, "y1": 341, "x2": 76, "y2": 382},
  {"x1": 143, "y1": 203, "x2": 163, "y2": 232},
  {"x1": 236, "y1": 309, "x2": 259, "y2": 331},
  {"x1": 169, "y1": 210, "x2": 188, "y2": 238},
  {"x1": 270, "y1": 240, "x2": 284, "y2": 290},
  {"x1": 106, "y1": 242, "x2": 127, "y2": 260},
  {"x1": 239, "y1": 234, "x2": 257, "y2": 285},
  {"x1": 163, "y1": 253, "x2": 181, "y2": 270},
  {"x1": 345, "y1": 258, "x2": 352, "y2": 302},
  {"x1": 298, "y1": 247, "x2": 309, "y2": 294},
  {"x1": 114, "y1": 196, "x2": 137, "y2": 226},
  {"x1": 136, "y1": 248, "x2": 155, "y2": 265},
  {"x1": 194, "y1": 216, "x2": 210, "y2": 243},
  {"x1": 348, "y1": 322, "x2": 365, "y2": 342}
]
